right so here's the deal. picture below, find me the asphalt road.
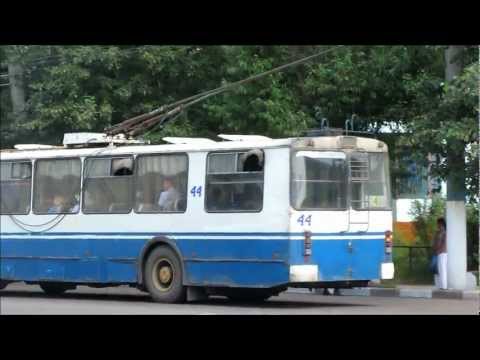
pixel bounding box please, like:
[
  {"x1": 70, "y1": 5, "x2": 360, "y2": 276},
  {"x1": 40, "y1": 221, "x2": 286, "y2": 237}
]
[{"x1": 1, "y1": 283, "x2": 478, "y2": 315}]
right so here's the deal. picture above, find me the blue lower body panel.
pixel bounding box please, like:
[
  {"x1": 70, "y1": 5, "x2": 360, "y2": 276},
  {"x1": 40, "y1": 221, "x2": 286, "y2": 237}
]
[
  {"x1": 1, "y1": 235, "x2": 384, "y2": 287},
  {"x1": 0, "y1": 238, "x2": 142, "y2": 283},
  {"x1": 289, "y1": 239, "x2": 385, "y2": 281},
  {"x1": 185, "y1": 262, "x2": 288, "y2": 287}
]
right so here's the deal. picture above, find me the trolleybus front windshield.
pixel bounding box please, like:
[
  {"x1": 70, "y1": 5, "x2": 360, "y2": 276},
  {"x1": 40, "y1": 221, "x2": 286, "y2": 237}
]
[{"x1": 291, "y1": 151, "x2": 347, "y2": 210}]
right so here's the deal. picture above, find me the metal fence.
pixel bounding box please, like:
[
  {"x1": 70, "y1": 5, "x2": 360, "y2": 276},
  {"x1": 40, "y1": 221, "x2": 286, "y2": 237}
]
[{"x1": 393, "y1": 245, "x2": 432, "y2": 272}]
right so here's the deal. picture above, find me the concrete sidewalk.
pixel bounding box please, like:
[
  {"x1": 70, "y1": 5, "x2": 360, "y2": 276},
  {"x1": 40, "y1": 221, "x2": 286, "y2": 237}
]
[{"x1": 287, "y1": 285, "x2": 480, "y2": 300}]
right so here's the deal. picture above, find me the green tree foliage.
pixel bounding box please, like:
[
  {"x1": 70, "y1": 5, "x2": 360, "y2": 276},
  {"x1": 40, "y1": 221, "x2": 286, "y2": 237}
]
[
  {"x1": 409, "y1": 195, "x2": 446, "y2": 246},
  {"x1": 395, "y1": 47, "x2": 479, "y2": 202},
  {"x1": 0, "y1": 45, "x2": 478, "y2": 199}
]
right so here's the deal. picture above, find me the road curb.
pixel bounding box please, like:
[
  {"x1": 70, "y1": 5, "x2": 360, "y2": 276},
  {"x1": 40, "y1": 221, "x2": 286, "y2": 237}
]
[
  {"x1": 370, "y1": 288, "x2": 400, "y2": 297},
  {"x1": 287, "y1": 287, "x2": 479, "y2": 300},
  {"x1": 431, "y1": 289, "x2": 463, "y2": 300},
  {"x1": 398, "y1": 288, "x2": 432, "y2": 299}
]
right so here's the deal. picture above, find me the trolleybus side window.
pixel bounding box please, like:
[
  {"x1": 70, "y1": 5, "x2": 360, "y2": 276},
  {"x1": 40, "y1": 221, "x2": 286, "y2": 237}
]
[
  {"x1": 135, "y1": 153, "x2": 188, "y2": 213},
  {"x1": 291, "y1": 151, "x2": 347, "y2": 210},
  {"x1": 33, "y1": 158, "x2": 81, "y2": 214},
  {"x1": 0, "y1": 161, "x2": 32, "y2": 215},
  {"x1": 82, "y1": 157, "x2": 134, "y2": 214},
  {"x1": 205, "y1": 149, "x2": 264, "y2": 212},
  {"x1": 351, "y1": 152, "x2": 391, "y2": 210}
]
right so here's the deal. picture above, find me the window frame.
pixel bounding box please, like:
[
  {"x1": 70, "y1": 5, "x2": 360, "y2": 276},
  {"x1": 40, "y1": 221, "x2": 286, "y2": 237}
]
[
  {"x1": 82, "y1": 155, "x2": 135, "y2": 215},
  {"x1": 0, "y1": 159, "x2": 33, "y2": 215},
  {"x1": 133, "y1": 152, "x2": 189, "y2": 214},
  {"x1": 290, "y1": 149, "x2": 348, "y2": 211},
  {"x1": 204, "y1": 149, "x2": 265, "y2": 214},
  {"x1": 32, "y1": 156, "x2": 82, "y2": 215}
]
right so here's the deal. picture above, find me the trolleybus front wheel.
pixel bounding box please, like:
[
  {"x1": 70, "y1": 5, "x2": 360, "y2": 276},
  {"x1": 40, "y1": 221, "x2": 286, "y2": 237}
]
[
  {"x1": 0, "y1": 280, "x2": 8, "y2": 290},
  {"x1": 144, "y1": 246, "x2": 186, "y2": 303}
]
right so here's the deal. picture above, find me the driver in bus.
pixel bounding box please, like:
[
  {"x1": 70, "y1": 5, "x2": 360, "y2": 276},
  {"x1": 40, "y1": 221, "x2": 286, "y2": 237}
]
[{"x1": 157, "y1": 177, "x2": 179, "y2": 211}]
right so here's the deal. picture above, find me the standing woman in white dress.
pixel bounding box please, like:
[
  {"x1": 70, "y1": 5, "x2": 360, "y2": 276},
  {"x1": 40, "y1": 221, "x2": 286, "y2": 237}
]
[{"x1": 433, "y1": 217, "x2": 448, "y2": 290}]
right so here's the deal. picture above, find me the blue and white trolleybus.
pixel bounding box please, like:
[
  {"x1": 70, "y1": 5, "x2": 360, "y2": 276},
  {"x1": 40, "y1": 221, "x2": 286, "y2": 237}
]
[{"x1": 0, "y1": 132, "x2": 394, "y2": 302}]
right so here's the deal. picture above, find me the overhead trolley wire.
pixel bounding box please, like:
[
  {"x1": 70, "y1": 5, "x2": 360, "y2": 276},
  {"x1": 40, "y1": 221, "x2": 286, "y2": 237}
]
[{"x1": 105, "y1": 45, "x2": 345, "y2": 136}]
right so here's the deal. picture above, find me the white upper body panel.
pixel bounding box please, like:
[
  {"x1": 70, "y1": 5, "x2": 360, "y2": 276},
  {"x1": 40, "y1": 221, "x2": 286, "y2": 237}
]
[
  {"x1": 0, "y1": 147, "x2": 292, "y2": 235},
  {"x1": 1, "y1": 135, "x2": 391, "y2": 236}
]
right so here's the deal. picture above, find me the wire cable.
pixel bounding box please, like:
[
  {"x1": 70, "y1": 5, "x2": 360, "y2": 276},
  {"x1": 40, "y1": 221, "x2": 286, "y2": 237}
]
[{"x1": 107, "y1": 45, "x2": 345, "y2": 135}]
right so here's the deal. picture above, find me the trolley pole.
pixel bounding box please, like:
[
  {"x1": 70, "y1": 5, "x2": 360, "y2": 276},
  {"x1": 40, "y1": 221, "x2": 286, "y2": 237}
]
[{"x1": 444, "y1": 45, "x2": 467, "y2": 290}]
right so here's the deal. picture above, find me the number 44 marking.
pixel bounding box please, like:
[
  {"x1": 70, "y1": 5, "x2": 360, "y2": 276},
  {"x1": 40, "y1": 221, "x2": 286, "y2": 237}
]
[
  {"x1": 190, "y1": 186, "x2": 202, "y2": 197},
  {"x1": 297, "y1": 214, "x2": 312, "y2": 226}
]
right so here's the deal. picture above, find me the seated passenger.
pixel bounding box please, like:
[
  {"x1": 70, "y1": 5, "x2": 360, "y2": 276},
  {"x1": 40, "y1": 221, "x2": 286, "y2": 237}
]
[
  {"x1": 68, "y1": 195, "x2": 80, "y2": 213},
  {"x1": 157, "y1": 178, "x2": 179, "y2": 211},
  {"x1": 47, "y1": 194, "x2": 66, "y2": 213}
]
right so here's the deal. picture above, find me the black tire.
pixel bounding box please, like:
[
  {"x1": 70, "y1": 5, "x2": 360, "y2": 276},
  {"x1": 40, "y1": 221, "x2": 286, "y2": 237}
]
[
  {"x1": 226, "y1": 289, "x2": 272, "y2": 303},
  {"x1": 0, "y1": 281, "x2": 8, "y2": 290},
  {"x1": 144, "y1": 246, "x2": 186, "y2": 303},
  {"x1": 39, "y1": 282, "x2": 72, "y2": 296}
]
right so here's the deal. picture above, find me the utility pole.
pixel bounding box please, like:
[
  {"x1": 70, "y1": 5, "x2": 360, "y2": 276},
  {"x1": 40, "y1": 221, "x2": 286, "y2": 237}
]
[
  {"x1": 7, "y1": 59, "x2": 26, "y2": 122},
  {"x1": 444, "y1": 45, "x2": 467, "y2": 290}
]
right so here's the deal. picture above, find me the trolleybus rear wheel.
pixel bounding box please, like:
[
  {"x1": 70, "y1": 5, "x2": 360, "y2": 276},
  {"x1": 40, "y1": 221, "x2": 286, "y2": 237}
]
[
  {"x1": 39, "y1": 282, "x2": 72, "y2": 296},
  {"x1": 144, "y1": 246, "x2": 186, "y2": 303},
  {"x1": 0, "y1": 281, "x2": 8, "y2": 290}
]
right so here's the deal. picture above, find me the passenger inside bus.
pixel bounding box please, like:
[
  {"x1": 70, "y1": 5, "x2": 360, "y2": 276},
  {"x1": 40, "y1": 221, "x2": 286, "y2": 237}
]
[
  {"x1": 68, "y1": 195, "x2": 80, "y2": 212},
  {"x1": 113, "y1": 166, "x2": 133, "y2": 176},
  {"x1": 47, "y1": 194, "x2": 66, "y2": 213},
  {"x1": 45, "y1": 193, "x2": 78, "y2": 213},
  {"x1": 241, "y1": 150, "x2": 263, "y2": 172},
  {"x1": 157, "y1": 177, "x2": 180, "y2": 211}
]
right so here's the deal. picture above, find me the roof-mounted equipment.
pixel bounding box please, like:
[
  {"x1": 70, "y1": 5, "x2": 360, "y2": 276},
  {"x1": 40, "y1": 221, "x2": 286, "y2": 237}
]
[{"x1": 62, "y1": 133, "x2": 147, "y2": 148}]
